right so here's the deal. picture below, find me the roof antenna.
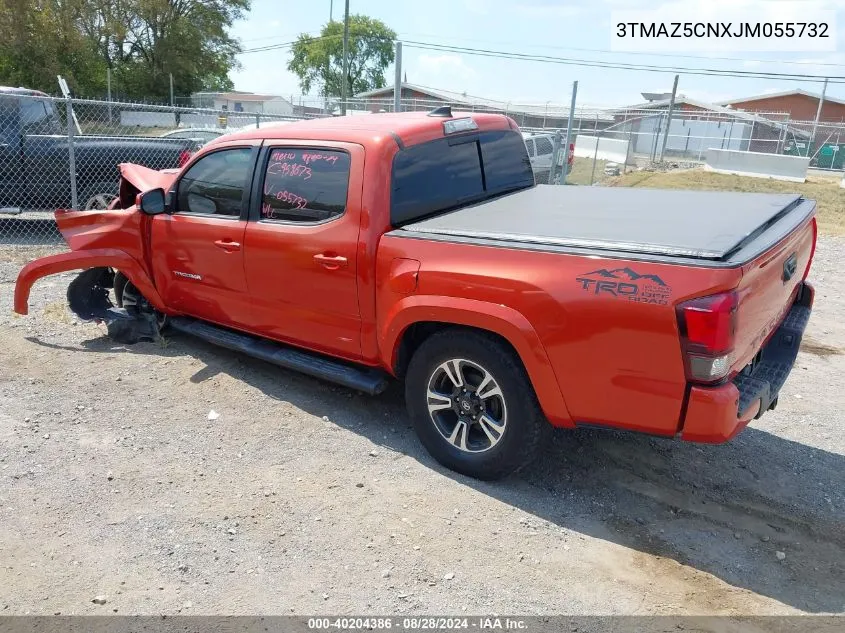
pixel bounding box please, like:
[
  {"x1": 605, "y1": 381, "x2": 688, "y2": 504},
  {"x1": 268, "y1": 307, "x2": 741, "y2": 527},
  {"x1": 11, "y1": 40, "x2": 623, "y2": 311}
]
[{"x1": 428, "y1": 105, "x2": 452, "y2": 117}]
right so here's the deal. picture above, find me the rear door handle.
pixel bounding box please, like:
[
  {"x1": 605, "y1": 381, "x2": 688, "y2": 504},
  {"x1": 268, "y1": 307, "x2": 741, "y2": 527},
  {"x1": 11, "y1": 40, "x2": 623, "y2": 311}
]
[
  {"x1": 313, "y1": 253, "x2": 348, "y2": 270},
  {"x1": 214, "y1": 239, "x2": 241, "y2": 251}
]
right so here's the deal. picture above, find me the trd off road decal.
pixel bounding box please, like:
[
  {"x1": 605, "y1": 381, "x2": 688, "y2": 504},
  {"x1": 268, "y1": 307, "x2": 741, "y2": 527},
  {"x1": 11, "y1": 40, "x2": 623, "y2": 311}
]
[{"x1": 575, "y1": 267, "x2": 671, "y2": 305}]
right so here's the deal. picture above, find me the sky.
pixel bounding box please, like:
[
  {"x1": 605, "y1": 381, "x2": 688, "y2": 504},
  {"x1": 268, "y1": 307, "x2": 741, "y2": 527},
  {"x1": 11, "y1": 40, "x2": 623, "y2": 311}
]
[{"x1": 228, "y1": 0, "x2": 845, "y2": 109}]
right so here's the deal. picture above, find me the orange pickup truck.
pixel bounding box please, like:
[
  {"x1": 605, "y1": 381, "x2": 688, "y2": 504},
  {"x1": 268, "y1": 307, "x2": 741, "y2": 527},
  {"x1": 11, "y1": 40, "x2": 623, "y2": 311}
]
[{"x1": 14, "y1": 109, "x2": 816, "y2": 479}]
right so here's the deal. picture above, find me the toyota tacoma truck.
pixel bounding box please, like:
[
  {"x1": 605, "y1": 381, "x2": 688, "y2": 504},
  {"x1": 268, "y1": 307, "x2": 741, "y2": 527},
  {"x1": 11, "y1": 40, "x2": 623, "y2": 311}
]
[
  {"x1": 14, "y1": 108, "x2": 817, "y2": 480},
  {"x1": 0, "y1": 87, "x2": 197, "y2": 211}
]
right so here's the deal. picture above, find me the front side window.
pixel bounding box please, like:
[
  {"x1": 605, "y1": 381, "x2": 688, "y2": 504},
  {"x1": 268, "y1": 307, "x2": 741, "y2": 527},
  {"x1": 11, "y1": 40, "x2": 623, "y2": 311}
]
[
  {"x1": 260, "y1": 148, "x2": 350, "y2": 223},
  {"x1": 176, "y1": 148, "x2": 252, "y2": 217}
]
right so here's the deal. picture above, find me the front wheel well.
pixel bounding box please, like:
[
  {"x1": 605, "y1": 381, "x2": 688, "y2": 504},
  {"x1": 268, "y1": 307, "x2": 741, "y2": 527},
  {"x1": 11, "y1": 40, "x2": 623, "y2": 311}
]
[{"x1": 393, "y1": 322, "x2": 525, "y2": 380}]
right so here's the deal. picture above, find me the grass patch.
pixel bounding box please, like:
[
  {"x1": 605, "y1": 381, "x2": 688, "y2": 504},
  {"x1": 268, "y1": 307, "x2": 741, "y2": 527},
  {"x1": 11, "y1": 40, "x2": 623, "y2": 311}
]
[
  {"x1": 566, "y1": 157, "x2": 610, "y2": 186},
  {"x1": 604, "y1": 169, "x2": 845, "y2": 235}
]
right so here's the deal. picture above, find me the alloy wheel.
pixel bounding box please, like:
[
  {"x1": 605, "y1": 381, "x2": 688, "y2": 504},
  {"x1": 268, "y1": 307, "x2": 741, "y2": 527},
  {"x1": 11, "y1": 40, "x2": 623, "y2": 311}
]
[{"x1": 426, "y1": 358, "x2": 508, "y2": 453}]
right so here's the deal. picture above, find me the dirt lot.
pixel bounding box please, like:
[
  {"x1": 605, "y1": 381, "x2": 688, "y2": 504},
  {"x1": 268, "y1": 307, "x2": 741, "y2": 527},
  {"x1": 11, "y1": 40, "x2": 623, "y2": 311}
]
[{"x1": 0, "y1": 237, "x2": 843, "y2": 617}]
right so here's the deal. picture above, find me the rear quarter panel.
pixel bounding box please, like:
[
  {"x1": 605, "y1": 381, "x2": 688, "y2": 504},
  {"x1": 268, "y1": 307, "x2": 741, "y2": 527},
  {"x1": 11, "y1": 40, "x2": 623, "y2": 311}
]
[{"x1": 378, "y1": 235, "x2": 743, "y2": 435}]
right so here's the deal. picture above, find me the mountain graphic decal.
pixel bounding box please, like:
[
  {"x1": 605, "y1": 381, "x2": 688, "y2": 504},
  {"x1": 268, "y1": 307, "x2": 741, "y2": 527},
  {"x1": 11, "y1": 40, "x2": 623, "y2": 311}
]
[{"x1": 584, "y1": 267, "x2": 667, "y2": 287}]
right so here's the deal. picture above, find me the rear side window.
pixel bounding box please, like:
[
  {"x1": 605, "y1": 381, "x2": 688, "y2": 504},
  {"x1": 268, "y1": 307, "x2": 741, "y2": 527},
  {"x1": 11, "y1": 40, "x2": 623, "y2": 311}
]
[
  {"x1": 260, "y1": 148, "x2": 350, "y2": 223},
  {"x1": 391, "y1": 129, "x2": 533, "y2": 226},
  {"x1": 19, "y1": 98, "x2": 62, "y2": 135}
]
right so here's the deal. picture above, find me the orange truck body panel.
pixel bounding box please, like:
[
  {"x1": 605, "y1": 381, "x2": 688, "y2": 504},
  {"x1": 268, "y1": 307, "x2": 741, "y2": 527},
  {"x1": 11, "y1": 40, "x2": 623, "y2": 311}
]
[{"x1": 14, "y1": 111, "x2": 816, "y2": 445}]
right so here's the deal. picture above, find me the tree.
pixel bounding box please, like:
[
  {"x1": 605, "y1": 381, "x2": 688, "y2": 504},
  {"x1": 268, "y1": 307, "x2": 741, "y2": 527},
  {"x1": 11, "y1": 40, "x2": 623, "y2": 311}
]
[
  {"x1": 288, "y1": 15, "x2": 395, "y2": 98},
  {"x1": 0, "y1": 0, "x2": 108, "y2": 95},
  {"x1": 0, "y1": 0, "x2": 249, "y2": 100}
]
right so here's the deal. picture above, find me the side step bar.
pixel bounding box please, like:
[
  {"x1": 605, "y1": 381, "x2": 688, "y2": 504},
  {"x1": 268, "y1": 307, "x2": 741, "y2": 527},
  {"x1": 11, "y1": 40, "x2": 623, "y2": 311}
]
[{"x1": 169, "y1": 317, "x2": 391, "y2": 395}]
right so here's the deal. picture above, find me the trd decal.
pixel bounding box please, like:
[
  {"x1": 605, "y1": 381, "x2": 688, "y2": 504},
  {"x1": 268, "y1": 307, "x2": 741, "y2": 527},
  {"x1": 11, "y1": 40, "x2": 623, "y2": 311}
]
[{"x1": 576, "y1": 267, "x2": 671, "y2": 305}]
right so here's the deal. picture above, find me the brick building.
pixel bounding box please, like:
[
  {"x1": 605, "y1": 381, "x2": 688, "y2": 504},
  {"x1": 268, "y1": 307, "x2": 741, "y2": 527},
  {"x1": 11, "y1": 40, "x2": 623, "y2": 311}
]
[{"x1": 719, "y1": 89, "x2": 845, "y2": 122}]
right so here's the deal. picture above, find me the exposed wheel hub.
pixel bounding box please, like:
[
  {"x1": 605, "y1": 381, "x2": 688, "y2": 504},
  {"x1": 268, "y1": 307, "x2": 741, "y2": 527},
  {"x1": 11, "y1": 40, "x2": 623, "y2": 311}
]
[{"x1": 454, "y1": 390, "x2": 482, "y2": 417}]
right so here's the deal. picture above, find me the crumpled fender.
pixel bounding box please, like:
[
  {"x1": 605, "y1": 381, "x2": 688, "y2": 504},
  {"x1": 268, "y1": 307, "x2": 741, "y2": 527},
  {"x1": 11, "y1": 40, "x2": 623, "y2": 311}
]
[
  {"x1": 118, "y1": 162, "x2": 179, "y2": 193},
  {"x1": 14, "y1": 249, "x2": 165, "y2": 316}
]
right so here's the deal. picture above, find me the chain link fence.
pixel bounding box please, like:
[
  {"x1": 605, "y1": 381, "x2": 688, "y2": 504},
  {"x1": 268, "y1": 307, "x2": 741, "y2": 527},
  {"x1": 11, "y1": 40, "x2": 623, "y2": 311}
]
[
  {"x1": 2, "y1": 89, "x2": 844, "y2": 245},
  {"x1": 0, "y1": 92, "x2": 307, "y2": 245}
]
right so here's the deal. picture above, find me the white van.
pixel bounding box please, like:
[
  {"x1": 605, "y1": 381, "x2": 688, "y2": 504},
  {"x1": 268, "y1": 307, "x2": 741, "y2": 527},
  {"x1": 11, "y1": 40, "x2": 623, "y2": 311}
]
[
  {"x1": 523, "y1": 133, "x2": 555, "y2": 175},
  {"x1": 523, "y1": 133, "x2": 573, "y2": 182}
]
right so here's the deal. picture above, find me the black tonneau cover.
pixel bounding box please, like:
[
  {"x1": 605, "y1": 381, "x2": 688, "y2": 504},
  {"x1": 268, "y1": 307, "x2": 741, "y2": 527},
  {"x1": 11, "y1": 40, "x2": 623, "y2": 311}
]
[{"x1": 397, "y1": 185, "x2": 807, "y2": 261}]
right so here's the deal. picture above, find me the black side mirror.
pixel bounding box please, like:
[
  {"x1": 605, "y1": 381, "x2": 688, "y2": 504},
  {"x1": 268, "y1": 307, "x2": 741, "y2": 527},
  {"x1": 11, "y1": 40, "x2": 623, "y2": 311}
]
[{"x1": 137, "y1": 188, "x2": 167, "y2": 215}]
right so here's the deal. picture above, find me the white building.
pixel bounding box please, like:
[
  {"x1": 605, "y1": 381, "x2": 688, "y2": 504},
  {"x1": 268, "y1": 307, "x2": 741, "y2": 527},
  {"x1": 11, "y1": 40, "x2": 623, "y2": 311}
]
[{"x1": 191, "y1": 91, "x2": 294, "y2": 115}]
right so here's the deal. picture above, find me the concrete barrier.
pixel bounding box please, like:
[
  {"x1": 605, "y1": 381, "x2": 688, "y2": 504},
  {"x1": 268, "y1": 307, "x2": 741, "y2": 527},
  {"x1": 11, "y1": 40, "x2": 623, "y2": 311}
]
[
  {"x1": 574, "y1": 136, "x2": 630, "y2": 164},
  {"x1": 120, "y1": 111, "x2": 177, "y2": 127},
  {"x1": 704, "y1": 149, "x2": 810, "y2": 183}
]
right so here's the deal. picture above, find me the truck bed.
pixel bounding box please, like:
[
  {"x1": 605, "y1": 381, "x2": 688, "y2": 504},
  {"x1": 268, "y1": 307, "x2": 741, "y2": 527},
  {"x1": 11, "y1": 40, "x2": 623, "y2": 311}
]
[{"x1": 394, "y1": 185, "x2": 815, "y2": 265}]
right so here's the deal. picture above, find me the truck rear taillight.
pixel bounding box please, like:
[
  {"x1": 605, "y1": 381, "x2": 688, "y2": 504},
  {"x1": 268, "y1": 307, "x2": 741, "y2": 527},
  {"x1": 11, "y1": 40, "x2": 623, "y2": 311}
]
[
  {"x1": 178, "y1": 149, "x2": 193, "y2": 167},
  {"x1": 676, "y1": 291, "x2": 738, "y2": 384},
  {"x1": 567, "y1": 143, "x2": 574, "y2": 166}
]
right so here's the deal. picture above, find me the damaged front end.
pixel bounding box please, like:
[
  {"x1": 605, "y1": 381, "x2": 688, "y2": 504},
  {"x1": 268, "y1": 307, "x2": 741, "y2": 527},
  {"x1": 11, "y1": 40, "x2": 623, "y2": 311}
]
[
  {"x1": 15, "y1": 162, "x2": 177, "y2": 343},
  {"x1": 66, "y1": 267, "x2": 164, "y2": 344}
]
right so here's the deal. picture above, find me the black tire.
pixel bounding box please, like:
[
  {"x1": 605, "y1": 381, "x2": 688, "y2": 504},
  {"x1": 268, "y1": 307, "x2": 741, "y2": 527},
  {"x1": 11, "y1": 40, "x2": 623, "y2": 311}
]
[
  {"x1": 80, "y1": 182, "x2": 118, "y2": 210},
  {"x1": 405, "y1": 329, "x2": 548, "y2": 480}
]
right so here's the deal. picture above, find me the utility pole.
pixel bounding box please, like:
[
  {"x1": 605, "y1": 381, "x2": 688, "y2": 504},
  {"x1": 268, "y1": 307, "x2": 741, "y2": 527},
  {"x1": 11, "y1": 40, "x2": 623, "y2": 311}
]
[
  {"x1": 393, "y1": 41, "x2": 402, "y2": 113},
  {"x1": 329, "y1": 0, "x2": 333, "y2": 21},
  {"x1": 809, "y1": 77, "x2": 828, "y2": 157},
  {"x1": 659, "y1": 74, "x2": 679, "y2": 163},
  {"x1": 169, "y1": 73, "x2": 174, "y2": 107},
  {"x1": 551, "y1": 80, "x2": 577, "y2": 185},
  {"x1": 561, "y1": 81, "x2": 577, "y2": 185},
  {"x1": 340, "y1": 0, "x2": 350, "y2": 115}
]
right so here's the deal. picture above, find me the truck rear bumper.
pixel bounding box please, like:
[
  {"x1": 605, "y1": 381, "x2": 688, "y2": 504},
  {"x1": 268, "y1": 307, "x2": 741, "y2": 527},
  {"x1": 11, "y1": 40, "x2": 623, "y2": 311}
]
[{"x1": 680, "y1": 282, "x2": 813, "y2": 444}]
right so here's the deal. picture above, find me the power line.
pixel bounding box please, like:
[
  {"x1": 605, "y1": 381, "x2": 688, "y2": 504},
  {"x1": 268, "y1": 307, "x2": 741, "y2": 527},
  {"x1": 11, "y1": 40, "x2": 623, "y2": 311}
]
[
  {"x1": 402, "y1": 40, "x2": 845, "y2": 83},
  {"x1": 395, "y1": 31, "x2": 845, "y2": 69},
  {"x1": 240, "y1": 33, "x2": 394, "y2": 54},
  {"x1": 238, "y1": 33, "x2": 845, "y2": 84}
]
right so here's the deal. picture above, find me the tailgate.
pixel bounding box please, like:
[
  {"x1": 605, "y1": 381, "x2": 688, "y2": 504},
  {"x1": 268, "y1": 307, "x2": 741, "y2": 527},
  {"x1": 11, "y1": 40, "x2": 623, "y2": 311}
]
[{"x1": 731, "y1": 213, "x2": 817, "y2": 374}]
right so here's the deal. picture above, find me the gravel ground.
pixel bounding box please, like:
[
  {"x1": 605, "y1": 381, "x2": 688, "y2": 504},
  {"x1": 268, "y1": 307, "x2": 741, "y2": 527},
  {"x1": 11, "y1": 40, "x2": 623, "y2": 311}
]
[{"x1": 0, "y1": 237, "x2": 843, "y2": 616}]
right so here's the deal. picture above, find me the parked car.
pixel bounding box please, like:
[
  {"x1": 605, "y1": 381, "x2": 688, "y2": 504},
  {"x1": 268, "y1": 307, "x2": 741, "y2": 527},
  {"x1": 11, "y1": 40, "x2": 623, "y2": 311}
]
[
  {"x1": 160, "y1": 127, "x2": 226, "y2": 146},
  {"x1": 523, "y1": 132, "x2": 573, "y2": 182},
  {"x1": 0, "y1": 86, "x2": 199, "y2": 211},
  {"x1": 15, "y1": 109, "x2": 816, "y2": 480}
]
